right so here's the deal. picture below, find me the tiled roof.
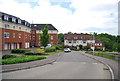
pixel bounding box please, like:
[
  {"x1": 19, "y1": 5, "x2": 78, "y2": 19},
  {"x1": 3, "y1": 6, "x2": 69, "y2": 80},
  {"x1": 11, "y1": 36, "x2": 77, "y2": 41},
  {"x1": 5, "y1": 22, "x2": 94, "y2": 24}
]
[
  {"x1": 95, "y1": 39, "x2": 102, "y2": 43},
  {"x1": 31, "y1": 24, "x2": 58, "y2": 31},
  {"x1": 64, "y1": 34, "x2": 93, "y2": 40}
]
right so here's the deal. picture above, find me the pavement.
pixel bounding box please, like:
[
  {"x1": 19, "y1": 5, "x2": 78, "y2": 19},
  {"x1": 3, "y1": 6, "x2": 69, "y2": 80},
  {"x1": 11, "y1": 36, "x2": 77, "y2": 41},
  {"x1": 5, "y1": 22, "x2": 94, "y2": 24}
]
[{"x1": 81, "y1": 51, "x2": 119, "y2": 80}]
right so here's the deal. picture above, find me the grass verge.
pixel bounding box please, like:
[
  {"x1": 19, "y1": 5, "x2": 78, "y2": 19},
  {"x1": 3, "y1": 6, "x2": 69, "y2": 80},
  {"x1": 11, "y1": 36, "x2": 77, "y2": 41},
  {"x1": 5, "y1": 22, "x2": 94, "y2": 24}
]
[
  {"x1": 0, "y1": 55, "x2": 46, "y2": 65},
  {"x1": 86, "y1": 51, "x2": 120, "y2": 62},
  {"x1": 44, "y1": 50, "x2": 63, "y2": 55}
]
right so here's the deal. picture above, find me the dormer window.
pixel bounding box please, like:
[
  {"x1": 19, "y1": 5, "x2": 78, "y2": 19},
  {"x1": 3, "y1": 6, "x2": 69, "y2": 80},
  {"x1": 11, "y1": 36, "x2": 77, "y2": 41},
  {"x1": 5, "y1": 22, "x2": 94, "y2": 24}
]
[
  {"x1": 18, "y1": 19, "x2": 21, "y2": 24},
  {"x1": 74, "y1": 37, "x2": 78, "y2": 39},
  {"x1": 81, "y1": 37, "x2": 85, "y2": 40},
  {"x1": 25, "y1": 22, "x2": 27, "y2": 25},
  {"x1": 4, "y1": 15, "x2": 9, "y2": 20},
  {"x1": 12, "y1": 17, "x2": 16, "y2": 22},
  {"x1": 34, "y1": 25, "x2": 37, "y2": 27},
  {"x1": 66, "y1": 37, "x2": 70, "y2": 39}
]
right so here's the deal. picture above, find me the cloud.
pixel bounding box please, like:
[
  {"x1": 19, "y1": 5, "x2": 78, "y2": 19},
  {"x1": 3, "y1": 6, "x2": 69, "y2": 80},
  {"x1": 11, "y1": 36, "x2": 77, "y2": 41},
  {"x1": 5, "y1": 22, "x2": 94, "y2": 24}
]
[{"x1": 0, "y1": 0, "x2": 119, "y2": 35}]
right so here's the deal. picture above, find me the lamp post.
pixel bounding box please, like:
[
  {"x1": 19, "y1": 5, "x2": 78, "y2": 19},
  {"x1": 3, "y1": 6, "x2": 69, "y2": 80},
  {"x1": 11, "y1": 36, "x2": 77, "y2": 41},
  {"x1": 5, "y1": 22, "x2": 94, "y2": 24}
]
[{"x1": 90, "y1": 32, "x2": 95, "y2": 56}]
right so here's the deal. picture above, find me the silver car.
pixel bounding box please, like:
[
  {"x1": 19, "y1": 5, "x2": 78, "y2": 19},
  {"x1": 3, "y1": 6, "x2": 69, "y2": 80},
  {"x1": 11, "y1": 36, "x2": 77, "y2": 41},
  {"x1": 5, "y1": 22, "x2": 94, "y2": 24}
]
[{"x1": 64, "y1": 48, "x2": 71, "y2": 52}]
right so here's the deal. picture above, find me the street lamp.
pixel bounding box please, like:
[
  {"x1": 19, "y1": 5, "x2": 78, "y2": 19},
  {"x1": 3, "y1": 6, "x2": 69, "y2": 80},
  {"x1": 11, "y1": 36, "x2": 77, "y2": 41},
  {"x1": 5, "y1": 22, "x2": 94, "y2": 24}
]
[{"x1": 90, "y1": 32, "x2": 95, "y2": 56}]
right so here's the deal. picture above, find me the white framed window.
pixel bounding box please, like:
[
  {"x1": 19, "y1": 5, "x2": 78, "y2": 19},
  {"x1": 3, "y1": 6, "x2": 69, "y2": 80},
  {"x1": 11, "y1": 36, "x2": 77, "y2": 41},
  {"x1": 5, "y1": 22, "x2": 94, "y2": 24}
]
[
  {"x1": 13, "y1": 33, "x2": 15, "y2": 38},
  {"x1": 12, "y1": 17, "x2": 16, "y2": 22},
  {"x1": 73, "y1": 41, "x2": 76, "y2": 43},
  {"x1": 18, "y1": 19, "x2": 21, "y2": 24},
  {"x1": 4, "y1": 32, "x2": 9, "y2": 38},
  {"x1": 4, "y1": 15, "x2": 9, "y2": 20},
  {"x1": 74, "y1": 37, "x2": 78, "y2": 39},
  {"x1": 18, "y1": 34, "x2": 21, "y2": 38},
  {"x1": 4, "y1": 24, "x2": 10, "y2": 28},
  {"x1": 51, "y1": 36, "x2": 53, "y2": 40}
]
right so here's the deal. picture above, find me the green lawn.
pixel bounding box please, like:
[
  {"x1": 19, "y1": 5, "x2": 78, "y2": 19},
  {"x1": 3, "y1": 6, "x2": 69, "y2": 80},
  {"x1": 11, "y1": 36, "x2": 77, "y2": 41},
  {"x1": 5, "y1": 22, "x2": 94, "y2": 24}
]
[
  {"x1": 86, "y1": 51, "x2": 120, "y2": 62},
  {"x1": 44, "y1": 50, "x2": 63, "y2": 55}
]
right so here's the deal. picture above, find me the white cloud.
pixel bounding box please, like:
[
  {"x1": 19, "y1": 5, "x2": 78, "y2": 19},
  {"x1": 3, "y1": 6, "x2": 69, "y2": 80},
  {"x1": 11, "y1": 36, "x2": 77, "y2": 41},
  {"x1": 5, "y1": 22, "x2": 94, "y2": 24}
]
[{"x1": 0, "y1": 0, "x2": 119, "y2": 35}]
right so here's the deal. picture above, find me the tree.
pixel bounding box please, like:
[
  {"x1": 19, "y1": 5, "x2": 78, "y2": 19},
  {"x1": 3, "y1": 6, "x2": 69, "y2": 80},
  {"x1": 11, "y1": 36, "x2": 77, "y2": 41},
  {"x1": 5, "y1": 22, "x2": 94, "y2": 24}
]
[
  {"x1": 68, "y1": 32, "x2": 72, "y2": 34},
  {"x1": 40, "y1": 24, "x2": 49, "y2": 47},
  {"x1": 58, "y1": 33, "x2": 64, "y2": 44}
]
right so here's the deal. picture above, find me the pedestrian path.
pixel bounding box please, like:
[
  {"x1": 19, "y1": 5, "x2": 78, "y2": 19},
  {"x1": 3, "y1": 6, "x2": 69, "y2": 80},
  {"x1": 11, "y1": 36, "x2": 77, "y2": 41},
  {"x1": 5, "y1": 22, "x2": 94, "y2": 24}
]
[{"x1": 82, "y1": 52, "x2": 118, "y2": 80}]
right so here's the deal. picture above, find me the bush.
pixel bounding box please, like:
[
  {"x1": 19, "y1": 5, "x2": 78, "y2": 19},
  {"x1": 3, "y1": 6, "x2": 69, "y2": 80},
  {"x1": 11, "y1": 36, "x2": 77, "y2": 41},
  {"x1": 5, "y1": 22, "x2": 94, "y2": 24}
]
[
  {"x1": 2, "y1": 54, "x2": 17, "y2": 59},
  {"x1": 1, "y1": 55, "x2": 46, "y2": 65},
  {"x1": 24, "y1": 51, "x2": 44, "y2": 55},
  {"x1": 11, "y1": 49, "x2": 30, "y2": 54},
  {"x1": 36, "y1": 49, "x2": 45, "y2": 52},
  {"x1": 45, "y1": 47, "x2": 56, "y2": 52}
]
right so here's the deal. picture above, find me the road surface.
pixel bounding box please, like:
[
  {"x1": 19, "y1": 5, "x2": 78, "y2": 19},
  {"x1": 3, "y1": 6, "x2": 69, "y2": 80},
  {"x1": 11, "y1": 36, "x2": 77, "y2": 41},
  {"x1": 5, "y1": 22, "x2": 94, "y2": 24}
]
[{"x1": 2, "y1": 51, "x2": 111, "y2": 79}]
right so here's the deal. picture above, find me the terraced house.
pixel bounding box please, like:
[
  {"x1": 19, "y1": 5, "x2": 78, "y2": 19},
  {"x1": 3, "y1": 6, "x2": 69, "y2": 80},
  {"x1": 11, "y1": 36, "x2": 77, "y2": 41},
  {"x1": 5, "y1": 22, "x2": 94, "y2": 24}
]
[
  {"x1": 64, "y1": 34, "x2": 105, "y2": 50},
  {"x1": 0, "y1": 12, "x2": 58, "y2": 50}
]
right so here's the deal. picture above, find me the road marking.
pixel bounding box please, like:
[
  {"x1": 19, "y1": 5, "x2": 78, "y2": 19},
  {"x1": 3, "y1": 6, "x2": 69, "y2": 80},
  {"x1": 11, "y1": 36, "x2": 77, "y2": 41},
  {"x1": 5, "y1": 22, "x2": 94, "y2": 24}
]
[
  {"x1": 92, "y1": 63, "x2": 98, "y2": 64},
  {"x1": 80, "y1": 62, "x2": 86, "y2": 64}
]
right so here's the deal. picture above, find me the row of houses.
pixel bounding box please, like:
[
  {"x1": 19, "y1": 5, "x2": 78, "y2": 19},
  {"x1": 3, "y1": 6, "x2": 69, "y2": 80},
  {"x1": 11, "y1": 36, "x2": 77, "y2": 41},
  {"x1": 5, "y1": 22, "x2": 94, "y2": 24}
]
[
  {"x1": 64, "y1": 34, "x2": 105, "y2": 50},
  {"x1": 0, "y1": 12, "x2": 105, "y2": 50}
]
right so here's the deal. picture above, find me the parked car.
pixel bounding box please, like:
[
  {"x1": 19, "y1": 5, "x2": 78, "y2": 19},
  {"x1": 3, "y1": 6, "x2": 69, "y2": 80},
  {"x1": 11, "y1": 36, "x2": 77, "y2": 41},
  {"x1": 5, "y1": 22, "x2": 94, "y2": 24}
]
[{"x1": 64, "y1": 48, "x2": 71, "y2": 52}]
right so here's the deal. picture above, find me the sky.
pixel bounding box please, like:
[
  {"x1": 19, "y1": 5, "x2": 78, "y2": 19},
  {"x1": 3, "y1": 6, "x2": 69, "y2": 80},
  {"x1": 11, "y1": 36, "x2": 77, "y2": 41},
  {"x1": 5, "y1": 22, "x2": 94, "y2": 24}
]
[{"x1": 0, "y1": 0, "x2": 119, "y2": 35}]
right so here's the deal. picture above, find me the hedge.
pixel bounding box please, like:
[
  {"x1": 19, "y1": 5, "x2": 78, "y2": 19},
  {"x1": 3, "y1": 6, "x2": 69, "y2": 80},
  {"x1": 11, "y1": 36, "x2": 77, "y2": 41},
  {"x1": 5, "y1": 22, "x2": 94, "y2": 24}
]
[
  {"x1": 24, "y1": 51, "x2": 44, "y2": 55},
  {"x1": 11, "y1": 49, "x2": 30, "y2": 54},
  {"x1": 1, "y1": 55, "x2": 46, "y2": 65},
  {"x1": 2, "y1": 54, "x2": 17, "y2": 59},
  {"x1": 45, "y1": 47, "x2": 56, "y2": 52}
]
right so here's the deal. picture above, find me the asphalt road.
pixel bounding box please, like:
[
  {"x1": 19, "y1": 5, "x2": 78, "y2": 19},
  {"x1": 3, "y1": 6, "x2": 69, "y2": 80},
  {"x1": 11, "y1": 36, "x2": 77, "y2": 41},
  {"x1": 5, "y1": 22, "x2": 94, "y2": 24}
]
[{"x1": 2, "y1": 51, "x2": 111, "y2": 79}]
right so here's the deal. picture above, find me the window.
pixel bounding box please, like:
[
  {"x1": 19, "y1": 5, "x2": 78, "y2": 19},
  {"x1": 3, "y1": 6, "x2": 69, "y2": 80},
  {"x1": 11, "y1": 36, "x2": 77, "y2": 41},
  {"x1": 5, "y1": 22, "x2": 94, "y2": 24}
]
[
  {"x1": 19, "y1": 27, "x2": 21, "y2": 30},
  {"x1": 74, "y1": 37, "x2": 78, "y2": 39},
  {"x1": 69, "y1": 41, "x2": 72, "y2": 43},
  {"x1": 13, "y1": 26, "x2": 15, "y2": 29},
  {"x1": 66, "y1": 37, "x2": 70, "y2": 39},
  {"x1": 83, "y1": 41, "x2": 86, "y2": 43},
  {"x1": 18, "y1": 34, "x2": 21, "y2": 38},
  {"x1": 89, "y1": 38, "x2": 93, "y2": 40},
  {"x1": 13, "y1": 33, "x2": 15, "y2": 38},
  {"x1": 34, "y1": 25, "x2": 37, "y2": 27},
  {"x1": 25, "y1": 35, "x2": 27, "y2": 38},
  {"x1": 73, "y1": 41, "x2": 76, "y2": 43},
  {"x1": 51, "y1": 36, "x2": 53, "y2": 40},
  {"x1": 81, "y1": 37, "x2": 85, "y2": 40},
  {"x1": 4, "y1": 15, "x2": 9, "y2": 20},
  {"x1": 18, "y1": 19, "x2": 21, "y2": 24},
  {"x1": 4, "y1": 32, "x2": 9, "y2": 38},
  {"x1": 12, "y1": 17, "x2": 16, "y2": 22},
  {"x1": 4, "y1": 24, "x2": 10, "y2": 28}
]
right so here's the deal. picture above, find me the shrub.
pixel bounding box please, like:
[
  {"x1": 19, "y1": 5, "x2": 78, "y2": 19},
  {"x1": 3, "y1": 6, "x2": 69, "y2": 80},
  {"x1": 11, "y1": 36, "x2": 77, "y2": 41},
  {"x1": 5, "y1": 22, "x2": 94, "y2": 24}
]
[
  {"x1": 36, "y1": 49, "x2": 45, "y2": 52},
  {"x1": 45, "y1": 47, "x2": 56, "y2": 52},
  {"x1": 11, "y1": 49, "x2": 30, "y2": 54},
  {"x1": 2, "y1": 54, "x2": 17, "y2": 59},
  {"x1": 1, "y1": 55, "x2": 46, "y2": 65},
  {"x1": 24, "y1": 51, "x2": 44, "y2": 55}
]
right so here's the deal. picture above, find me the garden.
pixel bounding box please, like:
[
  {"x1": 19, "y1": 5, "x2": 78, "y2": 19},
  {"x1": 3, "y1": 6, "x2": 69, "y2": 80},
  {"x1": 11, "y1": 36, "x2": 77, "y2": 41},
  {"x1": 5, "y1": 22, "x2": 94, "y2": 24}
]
[{"x1": 0, "y1": 45, "x2": 63, "y2": 65}]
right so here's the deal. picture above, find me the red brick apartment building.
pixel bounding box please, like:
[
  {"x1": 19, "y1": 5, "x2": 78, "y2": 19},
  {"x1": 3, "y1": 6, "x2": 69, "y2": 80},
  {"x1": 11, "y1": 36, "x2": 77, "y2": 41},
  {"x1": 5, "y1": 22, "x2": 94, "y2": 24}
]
[
  {"x1": 64, "y1": 34, "x2": 105, "y2": 50},
  {"x1": 0, "y1": 12, "x2": 58, "y2": 50},
  {"x1": 31, "y1": 24, "x2": 58, "y2": 47}
]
